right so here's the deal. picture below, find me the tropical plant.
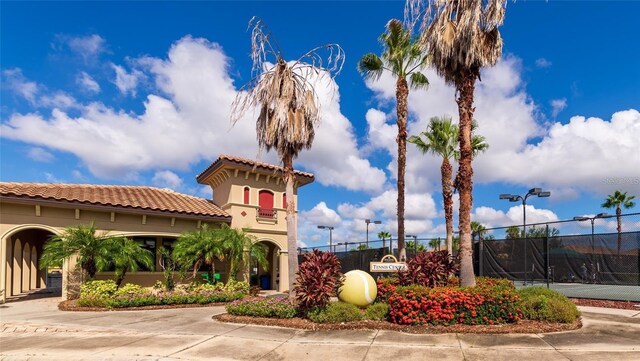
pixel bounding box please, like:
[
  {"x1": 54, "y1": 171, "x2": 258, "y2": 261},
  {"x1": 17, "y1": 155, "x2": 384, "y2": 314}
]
[
  {"x1": 409, "y1": 116, "x2": 488, "y2": 255},
  {"x1": 102, "y1": 238, "x2": 154, "y2": 288},
  {"x1": 407, "y1": 239, "x2": 426, "y2": 252},
  {"x1": 158, "y1": 246, "x2": 177, "y2": 291},
  {"x1": 505, "y1": 226, "x2": 522, "y2": 239},
  {"x1": 307, "y1": 302, "x2": 363, "y2": 323},
  {"x1": 295, "y1": 250, "x2": 343, "y2": 311},
  {"x1": 355, "y1": 244, "x2": 372, "y2": 251},
  {"x1": 216, "y1": 224, "x2": 269, "y2": 281},
  {"x1": 428, "y1": 238, "x2": 441, "y2": 251},
  {"x1": 408, "y1": 0, "x2": 508, "y2": 287},
  {"x1": 397, "y1": 250, "x2": 458, "y2": 287},
  {"x1": 470, "y1": 221, "x2": 488, "y2": 240},
  {"x1": 172, "y1": 224, "x2": 224, "y2": 281},
  {"x1": 602, "y1": 190, "x2": 636, "y2": 256},
  {"x1": 378, "y1": 231, "x2": 392, "y2": 249},
  {"x1": 231, "y1": 17, "x2": 344, "y2": 298},
  {"x1": 505, "y1": 225, "x2": 560, "y2": 239},
  {"x1": 358, "y1": 19, "x2": 429, "y2": 262},
  {"x1": 39, "y1": 221, "x2": 117, "y2": 279}
]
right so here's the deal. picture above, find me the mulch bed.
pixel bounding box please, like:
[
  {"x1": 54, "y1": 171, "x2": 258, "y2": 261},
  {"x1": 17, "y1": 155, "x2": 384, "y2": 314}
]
[
  {"x1": 58, "y1": 299, "x2": 228, "y2": 312},
  {"x1": 213, "y1": 314, "x2": 581, "y2": 334},
  {"x1": 571, "y1": 298, "x2": 640, "y2": 311}
]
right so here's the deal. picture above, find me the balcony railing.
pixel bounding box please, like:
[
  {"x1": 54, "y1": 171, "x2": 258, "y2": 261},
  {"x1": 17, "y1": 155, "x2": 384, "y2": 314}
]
[{"x1": 257, "y1": 207, "x2": 277, "y2": 220}]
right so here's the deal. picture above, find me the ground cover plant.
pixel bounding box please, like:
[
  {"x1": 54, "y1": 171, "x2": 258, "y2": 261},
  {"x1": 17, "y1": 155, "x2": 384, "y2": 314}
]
[
  {"x1": 226, "y1": 296, "x2": 297, "y2": 319},
  {"x1": 76, "y1": 280, "x2": 248, "y2": 309},
  {"x1": 386, "y1": 277, "x2": 522, "y2": 326}
]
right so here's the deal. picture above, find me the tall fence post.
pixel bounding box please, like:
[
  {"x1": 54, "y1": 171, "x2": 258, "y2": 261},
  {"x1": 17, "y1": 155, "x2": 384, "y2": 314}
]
[
  {"x1": 545, "y1": 224, "x2": 550, "y2": 289},
  {"x1": 479, "y1": 234, "x2": 484, "y2": 277}
]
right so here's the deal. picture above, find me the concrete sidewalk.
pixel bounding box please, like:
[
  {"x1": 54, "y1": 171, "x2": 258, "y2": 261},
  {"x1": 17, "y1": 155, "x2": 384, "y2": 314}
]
[{"x1": 1, "y1": 298, "x2": 639, "y2": 361}]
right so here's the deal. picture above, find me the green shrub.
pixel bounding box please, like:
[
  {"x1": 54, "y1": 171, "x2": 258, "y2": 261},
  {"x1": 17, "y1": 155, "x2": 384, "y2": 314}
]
[
  {"x1": 224, "y1": 280, "x2": 250, "y2": 295},
  {"x1": 308, "y1": 302, "x2": 364, "y2": 323},
  {"x1": 114, "y1": 283, "x2": 150, "y2": 296},
  {"x1": 80, "y1": 280, "x2": 117, "y2": 298},
  {"x1": 226, "y1": 297, "x2": 297, "y2": 318},
  {"x1": 518, "y1": 287, "x2": 580, "y2": 323},
  {"x1": 365, "y1": 302, "x2": 389, "y2": 321}
]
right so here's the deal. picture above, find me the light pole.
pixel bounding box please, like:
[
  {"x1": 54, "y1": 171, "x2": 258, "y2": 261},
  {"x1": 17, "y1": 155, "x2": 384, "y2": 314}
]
[
  {"x1": 573, "y1": 213, "x2": 611, "y2": 275},
  {"x1": 406, "y1": 234, "x2": 418, "y2": 254},
  {"x1": 365, "y1": 219, "x2": 381, "y2": 248},
  {"x1": 317, "y1": 225, "x2": 334, "y2": 252},
  {"x1": 500, "y1": 188, "x2": 551, "y2": 285}
]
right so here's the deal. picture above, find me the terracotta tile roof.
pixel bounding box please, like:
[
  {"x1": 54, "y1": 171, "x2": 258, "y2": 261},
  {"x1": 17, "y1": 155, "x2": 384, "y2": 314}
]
[
  {"x1": 196, "y1": 154, "x2": 315, "y2": 183},
  {"x1": 0, "y1": 182, "x2": 230, "y2": 220}
]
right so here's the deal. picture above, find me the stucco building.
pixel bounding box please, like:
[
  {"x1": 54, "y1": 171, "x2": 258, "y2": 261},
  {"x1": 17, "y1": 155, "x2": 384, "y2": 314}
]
[{"x1": 0, "y1": 155, "x2": 314, "y2": 302}]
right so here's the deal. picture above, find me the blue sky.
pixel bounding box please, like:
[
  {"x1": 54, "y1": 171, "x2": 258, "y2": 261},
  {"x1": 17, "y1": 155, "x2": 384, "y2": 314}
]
[{"x1": 1, "y1": 1, "x2": 639, "y2": 247}]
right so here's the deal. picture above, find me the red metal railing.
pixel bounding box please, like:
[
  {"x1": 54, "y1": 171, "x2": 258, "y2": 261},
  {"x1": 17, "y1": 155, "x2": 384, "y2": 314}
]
[{"x1": 257, "y1": 208, "x2": 277, "y2": 219}]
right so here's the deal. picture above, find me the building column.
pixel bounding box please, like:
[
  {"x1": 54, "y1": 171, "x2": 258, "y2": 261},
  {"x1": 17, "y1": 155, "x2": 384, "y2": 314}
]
[
  {"x1": 22, "y1": 242, "x2": 31, "y2": 292},
  {"x1": 12, "y1": 239, "x2": 22, "y2": 296},
  {"x1": 30, "y1": 245, "x2": 38, "y2": 289},
  {"x1": 2, "y1": 236, "x2": 11, "y2": 303},
  {"x1": 278, "y1": 250, "x2": 288, "y2": 293}
]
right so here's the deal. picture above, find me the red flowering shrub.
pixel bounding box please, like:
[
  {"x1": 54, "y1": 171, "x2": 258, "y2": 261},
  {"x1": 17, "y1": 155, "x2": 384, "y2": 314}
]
[
  {"x1": 376, "y1": 277, "x2": 399, "y2": 303},
  {"x1": 294, "y1": 250, "x2": 343, "y2": 311},
  {"x1": 387, "y1": 277, "x2": 522, "y2": 326},
  {"x1": 398, "y1": 251, "x2": 458, "y2": 287}
]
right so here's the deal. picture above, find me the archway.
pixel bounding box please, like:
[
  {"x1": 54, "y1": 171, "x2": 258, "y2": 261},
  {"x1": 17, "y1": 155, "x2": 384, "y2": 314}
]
[
  {"x1": 250, "y1": 240, "x2": 281, "y2": 291},
  {"x1": 3, "y1": 226, "x2": 58, "y2": 300}
]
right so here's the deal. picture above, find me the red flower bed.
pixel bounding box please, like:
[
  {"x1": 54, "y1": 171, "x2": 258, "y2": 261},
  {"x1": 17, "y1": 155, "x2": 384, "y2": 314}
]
[{"x1": 385, "y1": 277, "x2": 522, "y2": 326}]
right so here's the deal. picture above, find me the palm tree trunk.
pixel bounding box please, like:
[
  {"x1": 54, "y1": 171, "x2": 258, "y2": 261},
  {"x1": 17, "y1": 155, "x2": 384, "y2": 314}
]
[
  {"x1": 456, "y1": 69, "x2": 478, "y2": 288},
  {"x1": 83, "y1": 258, "x2": 97, "y2": 279},
  {"x1": 441, "y1": 158, "x2": 454, "y2": 256},
  {"x1": 283, "y1": 153, "x2": 299, "y2": 298},
  {"x1": 616, "y1": 206, "x2": 622, "y2": 257},
  {"x1": 396, "y1": 77, "x2": 408, "y2": 262},
  {"x1": 115, "y1": 268, "x2": 127, "y2": 288}
]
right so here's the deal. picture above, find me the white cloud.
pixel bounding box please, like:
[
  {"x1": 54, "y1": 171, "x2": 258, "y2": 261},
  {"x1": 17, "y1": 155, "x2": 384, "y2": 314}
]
[
  {"x1": 535, "y1": 58, "x2": 552, "y2": 68},
  {"x1": 39, "y1": 92, "x2": 78, "y2": 109},
  {"x1": 2, "y1": 68, "x2": 38, "y2": 103},
  {"x1": 77, "y1": 71, "x2": 100, "y2": 93},
  {"x1": 152, "y1": 170, "x2": 183, "y2": 190},
  {"x1": 55, "y1": 34, "x2": 106, "y2": 63},
  {"x1": 472, "y1": 204, "x2": 559, "y2": 228},
  {"x1": 300, "y1": 202, "x2": 342, "y2": 228},
  {"x1": 1, "y1": 36, "x2": 386, "y2": 192},
  {"x1": 550, "y1": 98, "x2": 567, "y2": 118},
  {"x1": 27, "y1": 147, "x2": 54, "y2": 162},
  {"x1": 111, "y1": 64, "x2": 143, "y2": 96}
]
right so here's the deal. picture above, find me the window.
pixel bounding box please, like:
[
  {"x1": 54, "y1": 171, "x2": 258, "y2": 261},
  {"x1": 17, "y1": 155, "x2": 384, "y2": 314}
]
[
  {"x1": 258, "y1": 190, "x2": 276, "y2": 219},
  {"x1": 282, "y1": 193, "x2": 287, "y2": 208},
  {"x1": 135, "y1": 237, "x2": 157, "y2": 272},
  {"x1": 244, "y1": 187, "x2": 250, "y2": 204}
]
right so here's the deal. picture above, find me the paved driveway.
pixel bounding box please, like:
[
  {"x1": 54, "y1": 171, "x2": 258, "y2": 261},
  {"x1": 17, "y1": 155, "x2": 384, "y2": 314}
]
[{"x1": 1, "y1": 297, "x2": 639, "y2": 360}]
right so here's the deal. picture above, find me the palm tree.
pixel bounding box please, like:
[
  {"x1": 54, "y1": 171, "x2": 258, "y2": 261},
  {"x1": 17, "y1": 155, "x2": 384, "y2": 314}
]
[
  {"x1": 172, "y1": 224, "x2": 224, "y2": 281},
  {"x1": 378, "y1": 231, "x2": 392, "y2": 249},
  {"x1": 102, "y1": 238, "x2": 154, "y2": 288},
  {"x1": 407, "y1": 239, "x2": 426, "y2": 252},
  {"x1": 428, "y1": 238, "x2": 441, "y2": 251},
  {"x1": 358, "y1": 19, "x2": 429, "y2": 262},
  {"x1": 602, "y1": 190, "x2": 636, "y2": 256},
  {"x1": 408, "y1": 0, "x2": 508, "y2": 287},
  {"x1": 39, "y1": 221, "x2": 116, "y2": 279},
  {"x1": 409, "y1": 116, "x2": 488, "y2": 256},
  {"x1": 231, "y1": 17, "x2": 344, "y2": 297},
  {"x1": 470, "y1": 221, "x2": 487, "y2": 240},
  {"x1": 216, "y1": 224, "x2": 269, "y2": 281}
]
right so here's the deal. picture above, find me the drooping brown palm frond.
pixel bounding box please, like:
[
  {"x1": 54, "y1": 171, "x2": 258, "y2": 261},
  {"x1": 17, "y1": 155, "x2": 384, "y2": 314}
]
[
  {"x1": 406, "y1": 0, "x2": 506, "y2": 83},
  {"x1": 230, "y1": 17, "x2": 344, "y2": 298}
]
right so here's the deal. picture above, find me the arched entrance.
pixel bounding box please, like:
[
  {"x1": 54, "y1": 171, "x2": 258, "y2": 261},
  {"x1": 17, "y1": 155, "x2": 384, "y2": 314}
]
[
  {"x1": 250, "y1": 240, "x2": 281, "y2": 291},
  {"x1": 4, "y1": 226, "x2": 57, "y2": 300}
]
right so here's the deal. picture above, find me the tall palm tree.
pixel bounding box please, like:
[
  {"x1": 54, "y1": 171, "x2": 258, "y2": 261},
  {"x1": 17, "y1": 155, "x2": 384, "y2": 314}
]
[
  {"x1": 358, "y1": 19, "x2": 429, "y2": 262},
  {"x1": 39, "y1": 221, "x2": 116, "y2": 279},
  {"x1": 602, "y1": 190, "x2": 636, "y2": 256},
  {"x1": 102, "y1": 238, "x2": 154, "y2": 288},
  {"x1": 408, "y1": 116, "x2": 487, "y2": 256},
  {"x1": 408, "y1": 0, "x2": 508, "y2": 287},
  {"x1": 378, "y1": 231, "x2": 392, "y2": 249},
  {"x1": 231, "y1": 17, "x2": 344, "y2": 297},
  {"x1": 470, "y1": 221, "x2": 488, "y2": 240},
  {"x1": 216, "y1": 224, "x2": 269, "y2": 281},
  {"x1": 172, "y1": 224, "x2": 224, "y2": 280}
]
